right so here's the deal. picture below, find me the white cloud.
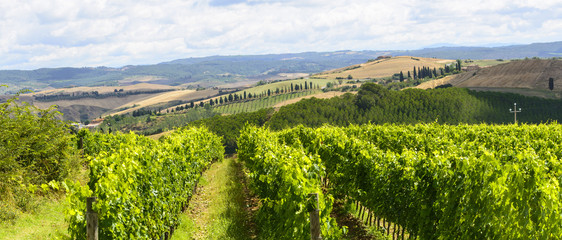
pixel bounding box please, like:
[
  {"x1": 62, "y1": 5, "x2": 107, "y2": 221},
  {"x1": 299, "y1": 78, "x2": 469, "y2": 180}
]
[{"x1": 0, "y1": 0, "x2": 561, "y2": 70}]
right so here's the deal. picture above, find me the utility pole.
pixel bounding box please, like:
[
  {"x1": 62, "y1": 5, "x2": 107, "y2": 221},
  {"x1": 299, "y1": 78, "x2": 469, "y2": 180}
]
[{"x1": 509, "y1": 103, "x2": 521, "y2": 124}]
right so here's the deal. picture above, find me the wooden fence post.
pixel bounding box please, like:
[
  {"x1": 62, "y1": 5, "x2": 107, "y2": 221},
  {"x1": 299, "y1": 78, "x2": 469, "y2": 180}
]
[
  {"x1": 309, "y1": 193, "x2": 321, "y2": 240},
  {"x1": 87, "y1": 197, "x2": 98, "y2": 240}
]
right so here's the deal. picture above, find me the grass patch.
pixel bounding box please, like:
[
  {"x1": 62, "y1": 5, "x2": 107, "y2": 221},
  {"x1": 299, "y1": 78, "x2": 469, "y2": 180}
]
[
  {"x1": 470, "y1": 59, "x2": 511, "y2": 67},
  {"x1": 172, "y1": 157, "x2": 254, "y2": 240},
  {"x1": 0, "y1": 195, "x2": 69, "y2": 240}
]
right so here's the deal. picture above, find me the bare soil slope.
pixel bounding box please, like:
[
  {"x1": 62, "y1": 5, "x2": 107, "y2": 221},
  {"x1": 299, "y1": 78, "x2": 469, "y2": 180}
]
[
  {"x1": 314, "y1": 56, "x2": 454, "y2": 79},
  {"x1": 449, "y1": 59, "x2": 562, "y2": 98}
]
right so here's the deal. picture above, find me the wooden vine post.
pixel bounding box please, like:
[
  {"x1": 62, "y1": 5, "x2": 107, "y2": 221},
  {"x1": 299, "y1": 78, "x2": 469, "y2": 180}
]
[
  {"x1": 87, "y1": 197, "x2": 98, "y2": 240},
  {"x1": 309, "y1": 193, "x2": 321, "y2": 240}
]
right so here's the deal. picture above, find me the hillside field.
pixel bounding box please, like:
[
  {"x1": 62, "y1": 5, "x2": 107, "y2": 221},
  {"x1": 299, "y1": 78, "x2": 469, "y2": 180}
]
[
  {"x1": 449, "y1": 59, "x2": 562, "y2": 98},
  {"x1": 109, "y1": 89, "x2": 219, "y2": 116},
  {"x1": 314, "y1": 56, "x2": 454, "y2": 79}
]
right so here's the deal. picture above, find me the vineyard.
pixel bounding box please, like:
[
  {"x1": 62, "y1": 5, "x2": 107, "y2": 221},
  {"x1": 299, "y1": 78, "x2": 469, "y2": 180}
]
[
  {"x1": 238, "y1": 123, "x2": 562, "y2": 239},
  {"x1": 5, "y1": 89, "x2": 562, "y2": 239},
  {"x1": 65, "y1": 127, "x2": 223, "y2": 239},
  {"x1": 214, "y1": 90, "x2": 322, "y2": 115}
]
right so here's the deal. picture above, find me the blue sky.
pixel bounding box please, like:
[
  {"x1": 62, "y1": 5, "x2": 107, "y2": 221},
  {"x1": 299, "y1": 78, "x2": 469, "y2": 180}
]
[{"x1": 1, "y1": 0, "x2": 561, "y2": 70}]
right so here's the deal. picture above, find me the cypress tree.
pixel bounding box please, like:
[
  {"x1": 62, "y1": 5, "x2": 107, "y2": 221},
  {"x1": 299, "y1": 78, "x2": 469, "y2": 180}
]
[
  {"x1": 413, "y1": 67, "x2": 417, "y2": 80},
  {"x1": 399, "y1": 71, "x2": 404, "y2": 82}
]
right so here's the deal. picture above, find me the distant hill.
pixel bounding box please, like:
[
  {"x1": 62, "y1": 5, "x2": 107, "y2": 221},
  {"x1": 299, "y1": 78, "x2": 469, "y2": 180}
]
[
  {"x1": 0, "y1": 51, "x2": 385, "y2": 95},
  {"x1": 393, "y1": 41, "x2": 562, "y2": 60},
  {"x1": 314, "y1": 56, "x2": 454, "y2": 79},
  {"x1": 2, "y1": 41, "x2": 562, "y2": 95}
]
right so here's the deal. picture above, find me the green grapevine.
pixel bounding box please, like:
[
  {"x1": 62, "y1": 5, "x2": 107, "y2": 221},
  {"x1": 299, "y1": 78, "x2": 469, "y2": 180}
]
[
  {"x1": 237, "y1": 125, "x2": 345, "y2": 239},
  {"x1": 65, "y1": 127, "x2": 223, "y2": 239}
]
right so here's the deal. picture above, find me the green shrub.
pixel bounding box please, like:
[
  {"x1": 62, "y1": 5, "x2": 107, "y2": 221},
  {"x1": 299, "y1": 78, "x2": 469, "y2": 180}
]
[{"x1": 0, "y1": 88, "x2": 78, "y2": 223}]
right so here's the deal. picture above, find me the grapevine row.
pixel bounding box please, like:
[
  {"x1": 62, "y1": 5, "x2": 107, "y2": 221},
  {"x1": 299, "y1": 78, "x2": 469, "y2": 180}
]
[
  {"x1": 275, "y1": 123, "x2": 562, "y2": 239},
  {"x1": 65, "y1": 127, "x2": 224, "y2": 239},
  {"x1": 237, "y1": 125, "x2": 345, "y2": 240}
]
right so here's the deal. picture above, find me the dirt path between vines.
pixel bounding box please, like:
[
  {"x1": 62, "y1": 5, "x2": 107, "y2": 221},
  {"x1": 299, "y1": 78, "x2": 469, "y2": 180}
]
[{"x1": 171, "y1": 157, "x2": 257, "y2": 240}]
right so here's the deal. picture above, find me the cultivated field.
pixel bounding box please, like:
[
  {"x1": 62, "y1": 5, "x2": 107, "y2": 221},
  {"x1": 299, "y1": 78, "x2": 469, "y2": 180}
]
[
  {"x1": 469, "y1": 59, "x2": 512, "y2": 67},
  {"x1": 214, "y1": 90, "x2": 323, "y2": 115},
  {"x1": 111, "y1": 89, "x2": 219, "y2": 116},
  {"x1": 448, "y1": 59, "x2": 562, "y2": 97},
  {"x1": 25, "y1": 83, "x2": 178, "y2": 96},
  {"x1": 314, "y1": 56, "x2": 454, "y2": 79},
  {"x1": 413, "y1": 75, "x2": 457, "y2": 90}
]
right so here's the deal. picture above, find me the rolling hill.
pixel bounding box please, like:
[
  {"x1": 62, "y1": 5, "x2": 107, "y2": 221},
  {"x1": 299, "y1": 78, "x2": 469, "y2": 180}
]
[
  {"x1": 2, "y1": 41, "x2": 562, "y2": 95},
  {"x1": 0, "y1": 51, "x2": 384, "y2": 95}
]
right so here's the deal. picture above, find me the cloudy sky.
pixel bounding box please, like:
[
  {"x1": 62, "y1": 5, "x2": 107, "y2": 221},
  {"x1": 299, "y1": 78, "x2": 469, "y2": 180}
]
[{"x1": 1, "y1": 0, "x2": 561, "y2": 70}]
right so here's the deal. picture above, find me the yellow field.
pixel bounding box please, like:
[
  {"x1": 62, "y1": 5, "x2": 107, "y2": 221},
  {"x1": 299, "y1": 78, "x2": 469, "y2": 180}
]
[
  {"x1": 469, "y1": 59, "x2": 511, "y2": 67},
  {"x1": 413, "y1": 75, "x2": 457, "y2": 90},
  {"x1": 314, "y1": 56, "x2": 454, "y2": 79}
]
